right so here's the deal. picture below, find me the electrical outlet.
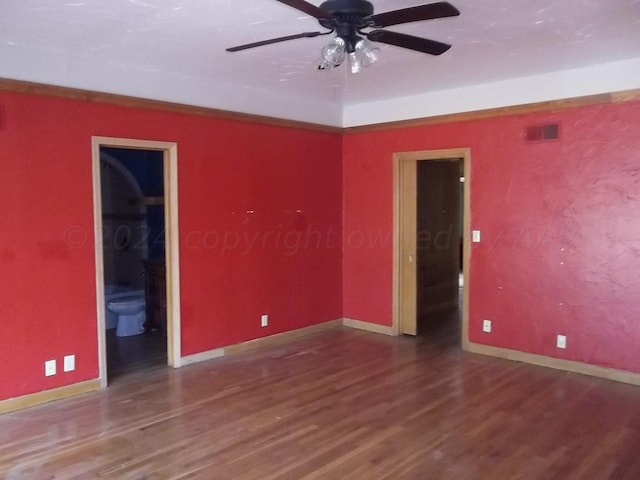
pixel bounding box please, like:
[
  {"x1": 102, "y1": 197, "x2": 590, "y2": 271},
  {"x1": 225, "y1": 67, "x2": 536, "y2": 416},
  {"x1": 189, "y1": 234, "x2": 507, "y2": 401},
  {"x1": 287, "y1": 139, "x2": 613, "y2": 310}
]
[
  {"x1": 64, "y1": 354, "x2": 75, "y2": 372},
  {"x1": 472, "y1": 230, "x2": 481, "y2": 243},
  {"x1": 45, "y1": 359, "x2": 56, "y2": 377},
  {"x1": 482, "y1": 319, "x2": 492, "y2": 333},
  {"x1": 261, "y1": 314, "x2": 269, "y2": 327},
  {"x1": 557, "y1": 334, "x2": 567, "y2": 349}
]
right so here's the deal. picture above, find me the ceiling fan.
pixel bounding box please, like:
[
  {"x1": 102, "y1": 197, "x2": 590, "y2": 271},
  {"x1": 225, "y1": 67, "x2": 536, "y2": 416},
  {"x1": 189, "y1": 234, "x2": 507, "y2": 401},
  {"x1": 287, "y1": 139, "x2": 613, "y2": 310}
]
[{"x1": 226, "y1": 0, "x2": 460, "y2": 73}]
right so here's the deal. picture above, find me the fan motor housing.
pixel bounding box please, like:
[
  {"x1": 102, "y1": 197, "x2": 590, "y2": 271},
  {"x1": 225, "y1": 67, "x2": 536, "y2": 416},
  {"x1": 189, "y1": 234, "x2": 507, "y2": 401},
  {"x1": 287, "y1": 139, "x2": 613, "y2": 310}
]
[{"x1": 318, "y1": 0, "x2": 374, "y2": 30}]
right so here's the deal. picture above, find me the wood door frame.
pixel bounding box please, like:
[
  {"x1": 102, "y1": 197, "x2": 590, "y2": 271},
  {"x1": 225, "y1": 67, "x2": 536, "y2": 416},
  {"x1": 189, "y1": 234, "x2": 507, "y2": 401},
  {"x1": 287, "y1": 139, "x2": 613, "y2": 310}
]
[
  {"x1": 392, "y1": 148, "x2": 471, "y2": 349},
  {"x1": 92, "y1": 136, "x2": 182, "y2": 388}
]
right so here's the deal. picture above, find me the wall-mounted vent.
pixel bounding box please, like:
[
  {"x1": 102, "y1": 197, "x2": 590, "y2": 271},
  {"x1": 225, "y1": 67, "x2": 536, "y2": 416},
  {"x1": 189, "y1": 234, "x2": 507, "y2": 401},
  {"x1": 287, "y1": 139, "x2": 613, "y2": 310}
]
[{"x1": 526, "y1": 123, "x2": 559, "y2": 142}]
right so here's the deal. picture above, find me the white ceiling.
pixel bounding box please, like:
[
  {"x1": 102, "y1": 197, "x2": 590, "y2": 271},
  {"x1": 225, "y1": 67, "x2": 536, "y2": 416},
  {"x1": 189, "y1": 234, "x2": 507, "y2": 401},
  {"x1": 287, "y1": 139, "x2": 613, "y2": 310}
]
[{"x1": 1, "y1": 0, "x2": 639, "y2": 127}]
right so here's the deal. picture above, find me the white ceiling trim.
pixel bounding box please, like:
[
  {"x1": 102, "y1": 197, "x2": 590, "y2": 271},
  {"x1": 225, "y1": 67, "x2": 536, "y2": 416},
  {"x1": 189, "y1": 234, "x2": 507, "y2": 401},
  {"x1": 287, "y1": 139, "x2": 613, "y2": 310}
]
[{"x1": 343, "y1": 57, "x2": 640, "y2": 127}]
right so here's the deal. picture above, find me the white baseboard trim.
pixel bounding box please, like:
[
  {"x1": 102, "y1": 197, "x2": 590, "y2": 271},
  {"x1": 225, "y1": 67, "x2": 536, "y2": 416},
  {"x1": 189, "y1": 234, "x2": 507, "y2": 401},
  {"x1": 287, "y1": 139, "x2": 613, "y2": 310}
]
[
  {"x1": 180, "y1": 348, "x2": 225, "y2": 367},
  {"x1": 342, "y1": 318, "x2": 395, "y2": 336}
]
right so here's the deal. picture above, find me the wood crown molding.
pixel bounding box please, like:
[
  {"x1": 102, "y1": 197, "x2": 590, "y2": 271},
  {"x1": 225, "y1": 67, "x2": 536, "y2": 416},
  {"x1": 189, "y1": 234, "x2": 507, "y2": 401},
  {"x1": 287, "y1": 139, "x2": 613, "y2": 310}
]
[
  {"x1": 0, "y1": 78, "x2": 342, "y2": 134},
  {"x1": 1, "y1": 78, "x2": 638, "y2": 135},
  {"x1": 344, "y1": 89, "x2": 640, "y2": 134}
]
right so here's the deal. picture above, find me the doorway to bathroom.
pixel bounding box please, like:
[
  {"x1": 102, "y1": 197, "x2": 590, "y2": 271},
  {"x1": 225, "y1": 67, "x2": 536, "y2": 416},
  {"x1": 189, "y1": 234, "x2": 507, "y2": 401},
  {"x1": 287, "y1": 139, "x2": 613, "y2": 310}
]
[{"x1": 92, "y1": 137, "x2": 181, "y2": 387}]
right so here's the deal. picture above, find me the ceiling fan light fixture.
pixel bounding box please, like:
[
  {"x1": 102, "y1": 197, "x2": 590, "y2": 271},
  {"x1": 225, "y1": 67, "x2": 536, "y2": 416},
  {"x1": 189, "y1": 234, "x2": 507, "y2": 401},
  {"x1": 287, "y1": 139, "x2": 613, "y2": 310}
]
[
  {"x1": 349, "y1": 51, "x2": 363, "y2": 73},
  {"x1": 319, "y1": 36, "x2": 346, "y2": 69},
  {"x1": 355, "y1": 38, "x2": 380, "y2": 67},
  {"x1": 320, "y1": 35, "x2": 379, "y2": 73}
]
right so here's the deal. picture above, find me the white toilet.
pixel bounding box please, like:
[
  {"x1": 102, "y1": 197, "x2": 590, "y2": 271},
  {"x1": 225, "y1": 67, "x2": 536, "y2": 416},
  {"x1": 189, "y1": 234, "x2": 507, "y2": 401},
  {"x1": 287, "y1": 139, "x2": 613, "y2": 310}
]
[{"x1": 105, "y1": 287, "x2": 146, "y2": 337}]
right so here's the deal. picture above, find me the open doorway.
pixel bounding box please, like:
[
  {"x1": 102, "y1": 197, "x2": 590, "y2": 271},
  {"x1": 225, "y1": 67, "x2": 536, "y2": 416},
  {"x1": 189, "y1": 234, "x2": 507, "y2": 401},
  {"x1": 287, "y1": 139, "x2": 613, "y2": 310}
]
[
  {"x1": 100, "y1": 147, "x2": 166, "y2": 380},
  {"x1": 92, "y1": 137, "x2": 182, "y2": 387},
  {"x1": 394, "y1": 148, "x2": 471, "y2": 349},
  {"x1": 416, "y1": 159, "x2": 464, "y2": 344}
]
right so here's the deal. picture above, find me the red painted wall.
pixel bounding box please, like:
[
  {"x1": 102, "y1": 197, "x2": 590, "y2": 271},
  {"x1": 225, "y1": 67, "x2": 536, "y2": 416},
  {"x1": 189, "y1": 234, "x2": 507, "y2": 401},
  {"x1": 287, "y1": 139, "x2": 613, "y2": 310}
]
[
  {"x1": 343, "y1": 101, "x2": 640, "y2": 373},
  {"x1": 0, "y1": 91, "x2": 342, "y2": 401},
  {"x1": 2, "y1": 88, "x2": 638, "y2": 402}
]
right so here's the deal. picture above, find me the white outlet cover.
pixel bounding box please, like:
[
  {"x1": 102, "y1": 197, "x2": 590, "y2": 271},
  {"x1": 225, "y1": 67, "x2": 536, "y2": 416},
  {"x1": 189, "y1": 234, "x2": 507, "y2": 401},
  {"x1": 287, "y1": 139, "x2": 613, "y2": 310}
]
[
  {"x1": 64, "y1": 355, "x2": 75, "y2": 372},
  {"x1": 45, "y1": 359, "x2": 56, "y2": 377},
  {"x1": 261, "y1": 314, "x2": 268, "y2": 327},
  {"x1": 472, "y1": 230, "x2": 481, "y2": 243},
  {"x1": 482, "y1": 319, "x2": 492, "y2": 333},
  {"x1": 557, "y1": 335, "x2": 567, "y2": 349}
]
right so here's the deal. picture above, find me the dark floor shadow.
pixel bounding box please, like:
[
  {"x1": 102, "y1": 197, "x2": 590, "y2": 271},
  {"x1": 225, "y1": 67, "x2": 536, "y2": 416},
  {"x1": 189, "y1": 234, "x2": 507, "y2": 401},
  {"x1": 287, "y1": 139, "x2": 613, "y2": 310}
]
[
  {"x1": 106, "y1": 329, "x2": 167, "y2": 382},
  {"x1": 416, "y1": 286, "x2": 463, "y2": 349}
]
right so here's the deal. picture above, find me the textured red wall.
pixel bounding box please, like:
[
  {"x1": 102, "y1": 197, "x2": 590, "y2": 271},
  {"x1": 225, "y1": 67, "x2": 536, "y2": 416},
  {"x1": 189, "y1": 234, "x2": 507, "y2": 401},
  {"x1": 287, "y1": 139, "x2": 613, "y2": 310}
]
[
  {"x1": 343, "y1": 101, "x2": 640, "y2": 373},
  {"x1": 2, "y1": 90, "x2": 638, "y2": 403},
  {"x1": 0, "y1": 91, "x2": 342, "y2": 401}
]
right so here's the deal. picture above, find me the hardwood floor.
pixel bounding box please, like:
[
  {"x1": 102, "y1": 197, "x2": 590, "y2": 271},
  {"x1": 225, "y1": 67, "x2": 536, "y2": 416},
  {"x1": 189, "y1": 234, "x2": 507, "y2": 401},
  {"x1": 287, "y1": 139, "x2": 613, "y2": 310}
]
[{"x1": 2, "y1": 324, "x2": 640, "y2": 479}]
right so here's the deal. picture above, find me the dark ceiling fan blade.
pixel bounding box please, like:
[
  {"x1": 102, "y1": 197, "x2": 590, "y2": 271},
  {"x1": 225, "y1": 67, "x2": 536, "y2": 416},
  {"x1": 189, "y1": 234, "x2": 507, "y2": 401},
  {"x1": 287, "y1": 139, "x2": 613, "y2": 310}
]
[
  {"x1": 368, "y1": 1, "x2": 460, "y2": 28},
  {"x1": 226, "y1": 31, "x2": 326, "y2": 52},
  {"x1": 274, "y1": 0, "x2": 332, "y2": 19},
  {"x1": 367, "y1": 30, "x2": 451, "y2": 55}
]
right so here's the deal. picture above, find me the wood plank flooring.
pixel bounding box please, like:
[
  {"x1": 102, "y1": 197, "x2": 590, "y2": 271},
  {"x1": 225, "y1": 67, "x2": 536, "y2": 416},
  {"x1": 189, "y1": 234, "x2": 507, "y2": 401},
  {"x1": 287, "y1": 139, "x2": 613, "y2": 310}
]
[{"x1": 2, "y1": 324, "x2": 640, "y2": 479}]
